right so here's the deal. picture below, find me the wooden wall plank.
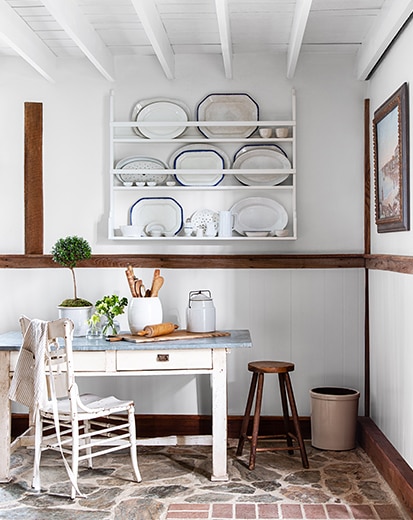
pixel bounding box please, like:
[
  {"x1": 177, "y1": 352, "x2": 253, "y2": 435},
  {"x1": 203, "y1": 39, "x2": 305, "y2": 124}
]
[
  {"x1": 0, "y1": 254, "x2": 365, "y2": 269},
  {"x1": 24, "y1": 103, "x2": 43, "y2": 254}
]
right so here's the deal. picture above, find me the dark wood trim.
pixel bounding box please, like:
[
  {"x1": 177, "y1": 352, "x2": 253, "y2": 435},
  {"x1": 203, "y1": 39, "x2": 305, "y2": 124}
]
[
  {"x1": 364, "y1": 98, "x2": 371, "y2": 417},
  {"x1": 358, "y1": 417, "x2": 413, "y2": 518},
  {"x1": 365, "y1": 254, "x2": 413, "y2": 274},
  {"x1": 364, "y1": 99, "x2": 371, "y2": 256},
  {"x1": 0, "y1": 254, "x2": 365, "y2": 269},
  {"x1": 24, "y1": 103, "x2": 43, "y2": 255}
]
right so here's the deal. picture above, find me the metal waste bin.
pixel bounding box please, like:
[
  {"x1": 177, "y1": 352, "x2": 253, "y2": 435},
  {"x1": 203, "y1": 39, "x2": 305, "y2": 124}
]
[{"x1": 310, "y1": 387, "x2": 360, "y2": 450}]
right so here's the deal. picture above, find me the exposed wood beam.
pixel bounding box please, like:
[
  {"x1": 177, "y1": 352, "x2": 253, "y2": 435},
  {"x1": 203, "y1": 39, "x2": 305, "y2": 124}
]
[
  {"x1": 0, "y1": 0, "x2": 56, "y2": 82},
  {"x1": 356, "y1": 0, "x2": 413, "y2": 80},
  {"x1": 130, "y1": 0, "x2": 175, "y2": 80},
  {"x1": 286, "y1": 0, "x2": 313, "y2": 79},
  {"x1": 24, "y1": 103, "x2": 43, "y2": 255},
  {"x1": 41, "y1": 0, "x2": 115, "y2": 82},
  {"x1": 215, "y1": 0, "x2": 233, "y2": 79}
]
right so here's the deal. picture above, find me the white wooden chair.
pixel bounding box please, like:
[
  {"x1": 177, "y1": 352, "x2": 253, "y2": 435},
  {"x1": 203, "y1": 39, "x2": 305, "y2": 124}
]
[{"x1": 19, "y1": 316, "x2": 142, "y2": 499}]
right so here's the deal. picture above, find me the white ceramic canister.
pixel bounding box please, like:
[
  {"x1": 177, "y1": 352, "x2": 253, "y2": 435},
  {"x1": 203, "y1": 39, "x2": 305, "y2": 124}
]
[
  {"x1": 128, "y1": 297, "x2": 163, "y2": 334},
  {"x1": 186, "y1": 290, "x2": 216, "y2": 333}
]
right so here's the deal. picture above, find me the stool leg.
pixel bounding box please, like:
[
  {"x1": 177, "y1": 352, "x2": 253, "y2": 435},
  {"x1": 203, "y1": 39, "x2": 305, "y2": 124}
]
[
  {"x1": 285, "y1": 373, "x2": 309, "y2": 468},
  {"x1": 278, "y1": 373, "x2": 294, "y2": 454},
  {"x1": 236, "y1": 372, "x2": 258, "y2": 456},
  {"x1": 249, "y1": 372, "x2": 264, "y2": 470}
]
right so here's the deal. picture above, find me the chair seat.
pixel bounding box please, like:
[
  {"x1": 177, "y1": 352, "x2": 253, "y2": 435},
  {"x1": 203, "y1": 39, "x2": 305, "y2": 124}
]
[{"x1": 42, "y1": 393, "x2": 134, "y2": 417}]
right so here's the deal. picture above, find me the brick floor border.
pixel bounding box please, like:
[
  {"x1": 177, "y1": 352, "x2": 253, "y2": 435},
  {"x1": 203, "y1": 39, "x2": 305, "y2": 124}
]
[{"x1": 166, "y1": 502, "x2": 406, "y2": 519}]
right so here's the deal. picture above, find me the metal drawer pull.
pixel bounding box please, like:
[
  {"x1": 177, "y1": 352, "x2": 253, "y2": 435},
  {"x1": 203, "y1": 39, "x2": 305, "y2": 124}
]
[{"x1": 156, "y1": 354, "x2": 169, "y2": 362}]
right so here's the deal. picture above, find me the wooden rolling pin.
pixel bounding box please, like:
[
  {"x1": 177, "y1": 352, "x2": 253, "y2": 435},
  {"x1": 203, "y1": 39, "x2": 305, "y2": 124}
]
[{"x1": 136, "y1": 322, "x2": 178, "y2": 337}]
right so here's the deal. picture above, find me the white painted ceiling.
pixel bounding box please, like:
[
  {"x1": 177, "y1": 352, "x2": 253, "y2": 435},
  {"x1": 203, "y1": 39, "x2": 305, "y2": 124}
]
[{"x1": 0, "y1": 0, "x2": 412, "y2": 82}]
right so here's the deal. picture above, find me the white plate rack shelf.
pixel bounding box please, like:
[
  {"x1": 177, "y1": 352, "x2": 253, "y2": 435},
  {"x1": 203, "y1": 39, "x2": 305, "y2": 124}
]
[{"x1": 108, "y1": 89, "x2": 297, "y2": 242}]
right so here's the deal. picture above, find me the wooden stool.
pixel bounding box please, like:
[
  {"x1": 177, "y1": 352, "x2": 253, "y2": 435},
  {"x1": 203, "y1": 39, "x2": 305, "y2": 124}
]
[{"x1": 236, "y1": 361, "x2": 309, "y2": 470}]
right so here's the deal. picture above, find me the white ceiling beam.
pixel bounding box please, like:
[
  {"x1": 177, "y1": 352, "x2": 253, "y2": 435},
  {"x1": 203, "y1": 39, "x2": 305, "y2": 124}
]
[
  {"x1": 215, "y1": 0, "x2": 233, "y2": 79},
  {"x1": 356, "y1": 0, "x2": 413, "y2": 80},
  {"x1": 130, "y1": 0, "x2": 175, "y2": 80},
  {"x1": 286, "y1": 0, "x2": 313, "y2": 79},
  {"x1": 0, "y1": 0, "x2": 56, "y2": 82},
  {"x1": 41, "y1": 0, "x2": 115, "y2": 82}
]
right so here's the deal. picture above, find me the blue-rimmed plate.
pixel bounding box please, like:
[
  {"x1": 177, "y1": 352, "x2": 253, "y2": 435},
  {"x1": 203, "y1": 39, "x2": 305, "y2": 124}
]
[
  {"x1": 130, "y1": 197, "x2": 183, "y2": 236},
  {"x1": 170, "y1": 144, "x2": 229, "y2": 186},
  {"x1": 196, "y1": 93, "x2": 259, "y2": 138}
]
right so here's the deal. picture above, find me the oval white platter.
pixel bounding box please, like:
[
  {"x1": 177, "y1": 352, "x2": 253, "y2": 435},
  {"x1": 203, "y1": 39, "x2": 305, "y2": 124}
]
[
  {"x1": 230, "y1": 197, "x2": 288, "y2": 235},
  {"x1": 233, "y1": 146, "x2": 291, "y2": 186},
  {"x1": 115, "y1": 156, "x2": 168, "y2": 185},
  {"x1": 131, "y1": 98, "x2": 190, "y2": 139}
]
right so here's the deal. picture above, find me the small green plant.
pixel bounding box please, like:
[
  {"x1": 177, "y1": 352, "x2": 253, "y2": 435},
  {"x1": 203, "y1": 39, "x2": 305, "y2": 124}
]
[
  {"x1": 89, "y1": 294, "x2": 128, "y2": 335},
  {"x1": 51, "y1": 235, "x2": 92, "y2": 307}
]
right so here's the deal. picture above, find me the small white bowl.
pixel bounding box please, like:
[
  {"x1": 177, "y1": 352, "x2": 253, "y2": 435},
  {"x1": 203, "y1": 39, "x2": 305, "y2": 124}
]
[
  {"x1": 120, "y1": 225, "x2": 143, "y2": 237},
  {"x1": 275, "y1": 229, "x2": 289, "y2": 237},
  {"x1": 146, "y1": 181, "x2": 157, "y2": 187},
  {"x1": 275, "y1": 127, "x2": 289, "y2": 138},
  {"x1": 259, "y1": 128, "x2": 272, "y2": 138}
]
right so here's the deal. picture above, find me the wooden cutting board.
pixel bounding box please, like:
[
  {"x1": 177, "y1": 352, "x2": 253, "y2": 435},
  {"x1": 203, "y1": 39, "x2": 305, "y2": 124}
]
[{"x1": 109, "y1": 330, "x2": 231, "y2": 344}]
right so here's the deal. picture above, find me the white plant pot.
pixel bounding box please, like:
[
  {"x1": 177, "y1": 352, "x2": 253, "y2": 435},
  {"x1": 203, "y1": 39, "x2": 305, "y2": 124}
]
[
  {"x1": 128, "y1": 297, "x2": 163, "y2": 334},
  {"x1": 58, "y1": 306, "x2": 92, "y2": 337}
]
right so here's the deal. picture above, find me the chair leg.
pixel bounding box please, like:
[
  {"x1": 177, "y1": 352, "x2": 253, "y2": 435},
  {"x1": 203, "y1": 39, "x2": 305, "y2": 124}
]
[
  {"x1": 32, "y1": 411, "x2": 42, "y2": 491},
  {"x1": 249, "y1": 372, "x2": 264, "y2": 470},
  {"x1": 128, "y1": 406, "x2": 142, "y2": 482},
  {"x1": 71, "y1": 418, "x2": 80, "y2": 500},
  {"x1": 83, "y1": 420, "x2": 93, "y2": 468},
  {"x1": 236, "y1": 372, "x2": 258, "y2": 456},
  {"x1": 285, "y1": 373, "x2": 309, "y2": 469},
  {"x1": 278, "y1": 373, "x2": 294, "y2": 454}
]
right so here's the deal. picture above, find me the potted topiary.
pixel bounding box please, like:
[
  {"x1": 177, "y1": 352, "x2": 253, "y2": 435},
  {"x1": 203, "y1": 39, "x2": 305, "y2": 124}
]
[{"x1": 51, "y1": 235, "x2": 93, "y2": 336}]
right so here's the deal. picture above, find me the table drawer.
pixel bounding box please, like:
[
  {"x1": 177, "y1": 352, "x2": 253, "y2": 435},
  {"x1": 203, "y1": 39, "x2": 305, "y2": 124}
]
[{"x1": 116, "y1": 349, "x2": 212, "y2": 371}]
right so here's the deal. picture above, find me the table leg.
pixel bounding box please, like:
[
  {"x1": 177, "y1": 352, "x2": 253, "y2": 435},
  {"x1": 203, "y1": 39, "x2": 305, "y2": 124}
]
[
  {"x1": 211, "y1": 348, "x2": 228, "y2": 481},
  {"x1": 0, "y1": 351, "x2": 11, "y2": 482}
]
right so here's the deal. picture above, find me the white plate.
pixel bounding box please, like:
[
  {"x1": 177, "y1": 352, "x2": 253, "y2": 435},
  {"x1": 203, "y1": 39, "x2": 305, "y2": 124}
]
[
  {"x1": 170, "y1": 144, "x2": 228, "y2": 186},
  {"x1": 233, "y1": 147, "x2": 291, "y2": 186},
  {"x1": 130, "y1": 197, "x2": 183, "y2": 236},
  {"x1": 230, "y1": 197, "x2": 288, "y2": 235},
  {"x1": 115, "y1": 156, "x2": 168, "y2": 185},
  {"x1": 190, "y1": 208, "x2": 220, "y2": 233},
  {"x1": 196, "y1": 93, "x2": 259, "y2": 138},
  {"x1": 132, "y1": 98, "x2": 190, "y2": 139},
  {"x1": 234, "y1": 143, "x2": 287, "y2": 160}
]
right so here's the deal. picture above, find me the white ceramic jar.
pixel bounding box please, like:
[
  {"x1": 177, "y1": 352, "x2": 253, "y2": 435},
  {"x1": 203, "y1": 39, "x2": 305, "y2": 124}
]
[
  {"x1": 128, "y1": 297, "x2": 163, "y2": 334},
  {"x1": 186, "y1": 290, "x2": 216, "y2": 333}
]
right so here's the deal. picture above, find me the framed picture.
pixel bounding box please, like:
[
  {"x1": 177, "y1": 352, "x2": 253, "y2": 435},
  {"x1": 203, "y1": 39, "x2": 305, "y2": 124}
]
[{"x1": 373, "y1": 82, "x2": 409, "y2": 233}]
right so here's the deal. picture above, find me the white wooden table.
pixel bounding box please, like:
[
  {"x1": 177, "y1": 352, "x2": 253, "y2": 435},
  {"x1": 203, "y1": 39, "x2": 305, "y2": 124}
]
[{"x1": 0, "y1": 329, "x2": 252, "y2": 483}]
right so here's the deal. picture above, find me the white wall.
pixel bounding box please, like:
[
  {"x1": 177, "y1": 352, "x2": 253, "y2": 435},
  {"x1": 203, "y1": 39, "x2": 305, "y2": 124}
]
[
  {"x1": 366, "y1": 20, "x2": 413, "y2": 468},
  {"x1": 0, "y1": 52, "x2": 365, "y2": 417}
]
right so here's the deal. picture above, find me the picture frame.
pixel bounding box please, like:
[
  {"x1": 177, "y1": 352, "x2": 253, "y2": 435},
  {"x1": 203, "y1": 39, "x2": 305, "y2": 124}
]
[{"x1": 373, "y1": 82, "x2": 409, "y2": 233}]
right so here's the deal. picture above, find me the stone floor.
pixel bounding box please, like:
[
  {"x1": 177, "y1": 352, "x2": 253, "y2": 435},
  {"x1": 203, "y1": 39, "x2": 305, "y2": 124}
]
[{"x1": 0, "y1": 440, "x2": 410, "y2": 520}]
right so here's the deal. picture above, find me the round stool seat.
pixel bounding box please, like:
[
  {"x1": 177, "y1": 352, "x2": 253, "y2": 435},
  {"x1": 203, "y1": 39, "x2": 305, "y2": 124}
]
[{"x1": 248, "y1": 361, "x2": 295, "y2": 374}]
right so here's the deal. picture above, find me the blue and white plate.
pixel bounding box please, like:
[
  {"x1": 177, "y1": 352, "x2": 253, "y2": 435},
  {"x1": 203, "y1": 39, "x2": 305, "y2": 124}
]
[
  {"x1": 170, "y1": 144, "x2": 229, "y2": 186},
  {"x1": 130, "y1": 197, "x2": 183, "y2": 236}
]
